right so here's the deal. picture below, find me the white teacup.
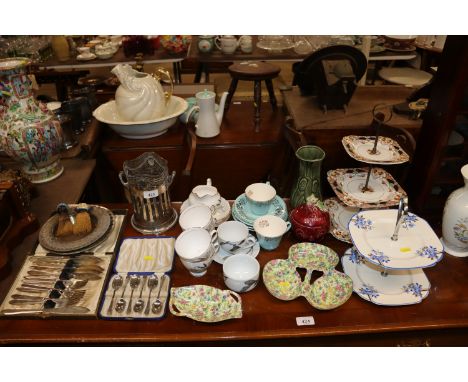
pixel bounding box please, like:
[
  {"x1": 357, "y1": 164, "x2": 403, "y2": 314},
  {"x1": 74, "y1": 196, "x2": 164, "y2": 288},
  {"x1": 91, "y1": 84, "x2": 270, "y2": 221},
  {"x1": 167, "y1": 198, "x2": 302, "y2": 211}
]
[
  {"x1": 254, "y1": 215, "x2": 291, "y2": 251},
  {"x1": 175, "y1": 228, "x2": 219, "y2": 277},
  {"x1": 223, "y1": 254, "x2": 260, "y2": 293},
  {"x1": 179, "y1": 204, "x2": 214, "y2": 231},
  {"x1": 245, "y1": 182, "x2": 276, "y2": 216},
  {"x1": 217, "y1": 221, "x2": 256, "y2": 254}
]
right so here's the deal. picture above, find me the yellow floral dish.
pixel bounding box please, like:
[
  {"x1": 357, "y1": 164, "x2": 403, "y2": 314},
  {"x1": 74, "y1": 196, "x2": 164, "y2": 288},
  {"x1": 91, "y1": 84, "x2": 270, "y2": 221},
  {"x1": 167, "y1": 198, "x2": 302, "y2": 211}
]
[{"x1": 169, "y1": 285, "x2": 242, "y2": 323}]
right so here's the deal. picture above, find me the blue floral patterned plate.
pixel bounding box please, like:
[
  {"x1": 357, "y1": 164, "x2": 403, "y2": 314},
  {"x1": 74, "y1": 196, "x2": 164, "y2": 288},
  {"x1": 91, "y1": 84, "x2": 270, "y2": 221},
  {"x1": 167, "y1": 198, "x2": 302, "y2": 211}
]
[
  {"x1": 348, "y1": 209, "x2": 444, "y2": 269},
  {"x1": 342, "y1": 248, "x2": 430, "y2": 306},
  {"x1": 232, "y1": 194, "x2": 288, "y2": 229}
]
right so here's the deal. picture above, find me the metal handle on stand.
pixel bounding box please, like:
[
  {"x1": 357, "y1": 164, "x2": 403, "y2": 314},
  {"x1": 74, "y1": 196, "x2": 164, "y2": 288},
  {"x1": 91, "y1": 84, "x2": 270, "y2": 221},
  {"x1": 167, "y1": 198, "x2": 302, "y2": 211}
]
[{"x1": 391, "y1": 197, "x2": 409, "y2": 241}]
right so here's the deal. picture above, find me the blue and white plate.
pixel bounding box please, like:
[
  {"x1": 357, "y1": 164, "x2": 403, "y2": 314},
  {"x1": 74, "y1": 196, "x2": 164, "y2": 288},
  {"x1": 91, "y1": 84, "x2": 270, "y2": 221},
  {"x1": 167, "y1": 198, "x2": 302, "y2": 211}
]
[
  {"x1": 342, "y1": 248, "x2": 430, "y2": 306},
  {"x1": 348, "y1": 209, "x2": 444, "y2": 269},
  {"x1": 231, "y1": 194, "x2": 288, "y2": 229}
]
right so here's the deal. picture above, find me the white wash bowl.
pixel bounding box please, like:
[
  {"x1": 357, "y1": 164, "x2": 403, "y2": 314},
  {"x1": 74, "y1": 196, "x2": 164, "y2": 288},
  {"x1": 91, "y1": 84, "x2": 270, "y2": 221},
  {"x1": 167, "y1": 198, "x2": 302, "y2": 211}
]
[{"x1": 93, "y1": 96, "x2": 188, "y2": 139}]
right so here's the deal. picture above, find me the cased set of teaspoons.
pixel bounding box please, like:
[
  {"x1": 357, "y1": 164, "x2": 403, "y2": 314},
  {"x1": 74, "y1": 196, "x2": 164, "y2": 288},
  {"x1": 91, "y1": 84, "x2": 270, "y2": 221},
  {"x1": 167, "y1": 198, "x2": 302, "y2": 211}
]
[{"x1": 99, "y1": 237, "x2": 175, "y2": 320}]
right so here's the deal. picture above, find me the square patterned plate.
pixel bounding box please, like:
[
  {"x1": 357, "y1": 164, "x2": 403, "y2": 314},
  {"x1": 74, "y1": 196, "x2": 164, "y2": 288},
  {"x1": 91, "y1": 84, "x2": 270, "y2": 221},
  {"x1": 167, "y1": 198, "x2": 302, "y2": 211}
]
[
  {"x1": 342, "y1": 135, "x2": 410, "y2": 165},
  {"x1": 348, "y1": 209, "x2": 444, "y2": 269},
  {"x1": 327, "y1": 167, "x2": 407, "y2": 208}
]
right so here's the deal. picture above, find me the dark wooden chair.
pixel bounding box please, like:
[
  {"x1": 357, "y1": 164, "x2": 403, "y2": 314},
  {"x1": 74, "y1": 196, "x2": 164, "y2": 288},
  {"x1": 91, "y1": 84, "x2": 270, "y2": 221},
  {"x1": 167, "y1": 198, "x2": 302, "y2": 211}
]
[{"x1": 224, "y1": 61, "x2": 281, "y2": 132}]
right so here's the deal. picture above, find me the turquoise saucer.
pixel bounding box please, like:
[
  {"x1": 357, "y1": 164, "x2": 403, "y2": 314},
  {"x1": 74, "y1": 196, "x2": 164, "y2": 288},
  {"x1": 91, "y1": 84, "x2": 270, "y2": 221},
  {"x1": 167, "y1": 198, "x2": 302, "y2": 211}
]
[{"x1": 232, "y1": 194, "x2": 288, "y2": 228}]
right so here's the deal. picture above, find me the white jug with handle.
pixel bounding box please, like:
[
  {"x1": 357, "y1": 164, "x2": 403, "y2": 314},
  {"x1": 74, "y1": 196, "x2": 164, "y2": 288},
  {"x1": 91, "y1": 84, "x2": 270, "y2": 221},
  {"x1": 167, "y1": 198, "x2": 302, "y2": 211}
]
[
  {"x1": 215, "y1": 35, "x2": 238, "y2": 54},
  {"x1": 186, "y1": 90, "x2": 228, "y2": 138},
  {"x1": 112, "y1": 64, "x2": 173, "y2": 122}
]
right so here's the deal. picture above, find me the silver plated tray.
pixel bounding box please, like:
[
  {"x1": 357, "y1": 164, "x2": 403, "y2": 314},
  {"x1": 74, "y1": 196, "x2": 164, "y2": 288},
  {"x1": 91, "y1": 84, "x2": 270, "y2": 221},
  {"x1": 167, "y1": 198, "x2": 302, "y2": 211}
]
[
  {"x1": 39, "y1": 205, "x2": 114, "y2": 253},
  {"x1": 327, "y1": 167, "x2": 407, "y2": 208}
]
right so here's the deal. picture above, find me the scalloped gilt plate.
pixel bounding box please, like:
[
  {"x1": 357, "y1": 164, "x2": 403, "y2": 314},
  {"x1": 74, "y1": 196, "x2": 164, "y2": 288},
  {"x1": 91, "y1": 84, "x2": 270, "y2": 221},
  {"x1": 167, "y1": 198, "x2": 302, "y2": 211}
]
[{"x1": 169, "y1": 285, "x2": 242, "y2": 322}]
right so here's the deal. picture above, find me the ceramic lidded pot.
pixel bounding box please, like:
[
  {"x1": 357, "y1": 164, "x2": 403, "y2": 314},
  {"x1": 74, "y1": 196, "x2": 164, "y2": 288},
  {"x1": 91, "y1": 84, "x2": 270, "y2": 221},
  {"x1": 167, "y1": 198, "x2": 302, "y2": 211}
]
[
  {"x1": 198, "y1": 36, "x2": 215, "y2": 53},
  {"x1": 442, "y1": 164, "x2": 468, "y2": 257},
  {"x1": 0, "y1": 58, "x2": 64, "y2": 183},
  {"x1": 290, "y1": 195, "x2": 330, "y2": 242}
]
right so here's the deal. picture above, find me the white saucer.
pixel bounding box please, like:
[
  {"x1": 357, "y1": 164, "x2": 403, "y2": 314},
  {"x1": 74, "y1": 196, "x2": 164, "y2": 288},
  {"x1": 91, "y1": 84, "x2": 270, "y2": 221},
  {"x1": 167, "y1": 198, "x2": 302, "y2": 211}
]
[
  {"x1": 213, "y1": 237, "x2": 260, "y2": 264},
  {"x1": 181, "y1": 198, "x2": 231, "y2": 227},
  {"x1": 77, "y1": 53, "x2": 96, "y2": 61},
  {"x1": 440, "y1": 237, "x2": 468, "y2": 257}
]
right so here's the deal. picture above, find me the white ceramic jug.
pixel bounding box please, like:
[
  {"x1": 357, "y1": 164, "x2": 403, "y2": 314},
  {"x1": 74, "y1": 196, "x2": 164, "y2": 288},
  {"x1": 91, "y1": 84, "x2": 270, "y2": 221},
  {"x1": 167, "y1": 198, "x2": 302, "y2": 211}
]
[
  {"x1": 442, "y1": 164, "x2": 468, "y2": 257},
  {"x1": 186, "y1": 90, "x2": 228, "y2": 138},
  {"x1": 188, "y1": 178, "x2": 221, "y2": 208},
  {"x1": 111, "y1": 64, "x2": 172, "y2": 122},
  {"x1": 215, "y1": 35, "x2": 238, "y2": 54}
]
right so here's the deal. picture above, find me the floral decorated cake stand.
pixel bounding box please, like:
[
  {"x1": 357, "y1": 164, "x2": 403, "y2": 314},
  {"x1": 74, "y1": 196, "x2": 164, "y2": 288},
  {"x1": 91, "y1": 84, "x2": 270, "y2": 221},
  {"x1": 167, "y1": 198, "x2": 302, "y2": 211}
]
[
  {"x1": 342, "y1": 248, "x2": 430, "y2": 306},
  {"x1": 348, "y1": 209, "x2": 444, "y2": 270}
]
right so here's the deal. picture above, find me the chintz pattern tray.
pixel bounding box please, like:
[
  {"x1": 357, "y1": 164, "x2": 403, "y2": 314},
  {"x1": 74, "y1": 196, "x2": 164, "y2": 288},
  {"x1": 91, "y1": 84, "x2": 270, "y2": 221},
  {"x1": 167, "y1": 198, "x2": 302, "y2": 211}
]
[
  {"x1": 327, "y1": 167, "x2": 407, "y2": 208},
  {"x1": 342, "y1": 136, "x2": 410, "y2": 165}
]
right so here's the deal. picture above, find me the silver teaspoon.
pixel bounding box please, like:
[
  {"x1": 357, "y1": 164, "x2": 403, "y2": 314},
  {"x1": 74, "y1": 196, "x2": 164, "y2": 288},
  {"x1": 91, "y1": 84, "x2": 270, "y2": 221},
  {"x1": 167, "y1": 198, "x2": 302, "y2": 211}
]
[
  {"x1": 144, "y1": 275, "x2": 158, "y2": 315},
  {"x1": 133, "y1": 275, "x2": 147, "y2": 313},
  {"x1": 126, "y1": 275, "x2": 140, "y2": 314},
  {"x1": 107, "y1": 275, "x2": 123, "y2": 315},
  {"x1": 115, "y1": 275, "x2": 130, "y2": 313},
  {"x1": 152, "y1": 274, "x2": 167, "y2": 314}
]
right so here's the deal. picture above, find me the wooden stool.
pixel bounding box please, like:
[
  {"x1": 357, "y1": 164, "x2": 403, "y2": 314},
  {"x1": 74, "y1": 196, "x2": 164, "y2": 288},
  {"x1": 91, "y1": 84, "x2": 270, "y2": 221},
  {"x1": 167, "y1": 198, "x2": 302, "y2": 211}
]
[{"x1": 225, "y1": 61, "x2": 281, "y2": 131}]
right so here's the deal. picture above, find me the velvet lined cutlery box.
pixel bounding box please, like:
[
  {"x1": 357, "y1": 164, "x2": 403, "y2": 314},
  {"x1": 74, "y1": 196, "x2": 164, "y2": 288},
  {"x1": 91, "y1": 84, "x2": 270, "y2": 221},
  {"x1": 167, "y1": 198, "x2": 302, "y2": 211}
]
[
  {"x1": 99, "y1": 236, "x2": 175, "y2": 320},
  {"x1": 0, "y1": 208, "x2": 128, "y2": 318}
]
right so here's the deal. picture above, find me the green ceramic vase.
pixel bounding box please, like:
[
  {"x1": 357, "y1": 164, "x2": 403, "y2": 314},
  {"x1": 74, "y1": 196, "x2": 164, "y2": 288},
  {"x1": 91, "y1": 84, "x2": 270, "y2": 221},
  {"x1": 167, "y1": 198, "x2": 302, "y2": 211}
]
[{"x1": 290, "y1": 145, "x2": 326, "y2": 208}]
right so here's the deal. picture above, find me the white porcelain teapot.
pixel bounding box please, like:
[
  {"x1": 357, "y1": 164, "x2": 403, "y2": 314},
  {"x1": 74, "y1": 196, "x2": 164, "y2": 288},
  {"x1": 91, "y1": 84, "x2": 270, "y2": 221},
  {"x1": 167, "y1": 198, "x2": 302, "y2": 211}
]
[
  {"x1": 111, "y1": 64, "x2": 173, "y2": 122},
  {"x1": 185, "y1": 90, "x2": 228, "y2": 138}
]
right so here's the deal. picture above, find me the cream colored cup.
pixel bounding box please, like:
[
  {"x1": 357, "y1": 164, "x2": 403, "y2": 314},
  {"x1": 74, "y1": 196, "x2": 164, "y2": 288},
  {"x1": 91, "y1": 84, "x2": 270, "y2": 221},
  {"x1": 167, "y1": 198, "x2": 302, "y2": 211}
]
[
  {"x1": 179, "y1": 204, "x2": 214, "y2": 231},
  {"x1": 175, "y1": 228, "x2": 219, "y2": 277}
]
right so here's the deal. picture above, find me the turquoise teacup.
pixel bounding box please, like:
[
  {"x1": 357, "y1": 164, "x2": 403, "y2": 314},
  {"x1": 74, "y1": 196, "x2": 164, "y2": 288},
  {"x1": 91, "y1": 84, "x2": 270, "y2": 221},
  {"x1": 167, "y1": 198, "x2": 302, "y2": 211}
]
[
  {"x1": 253, "y1": 215, "x2": 291, "y2": 251},
  {"x1": 245, "y1": 182, "x2": 276, "y2": 216}
]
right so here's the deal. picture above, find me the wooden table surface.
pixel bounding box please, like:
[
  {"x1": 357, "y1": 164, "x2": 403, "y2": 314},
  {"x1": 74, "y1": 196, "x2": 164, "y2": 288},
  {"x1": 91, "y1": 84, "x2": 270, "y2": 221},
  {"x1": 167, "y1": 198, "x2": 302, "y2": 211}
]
[
  {"x1": 0, "y1": 202, "x2": 467, "y2": 345},
  {"x1": 282, "y1": 85, "x2": 422, "y2": 131}
]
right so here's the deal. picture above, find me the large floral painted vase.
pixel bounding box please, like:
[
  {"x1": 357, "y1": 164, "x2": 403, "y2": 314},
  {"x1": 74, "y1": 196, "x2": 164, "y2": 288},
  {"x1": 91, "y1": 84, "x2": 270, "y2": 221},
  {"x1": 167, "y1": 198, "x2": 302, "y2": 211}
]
[
  {"x1": 442, "y1": 163, "x2": 468, "y2": 257},
  {"x1": 0, "y1": 58, "x2": 63, "y2": 183}
]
